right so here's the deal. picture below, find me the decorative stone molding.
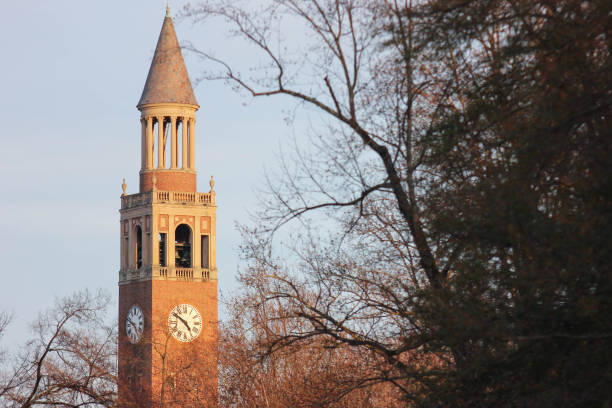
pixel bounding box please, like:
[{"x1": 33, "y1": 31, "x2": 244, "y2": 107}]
[
  {"x1": 158, "y1": 214, "x2": 168, "y2": 232},
  {"x1": 118, "y1": 266, "x2": 218, "y2": 284},
  {"x1": 121, "y1": 190, "x2": 215, "y2": 210},
  {"x1": 200, "y1": 216, "x2": 211, "y2": 233},
  {"x1": 174, "y1": 215, "x2": 195, "y2": 228}
]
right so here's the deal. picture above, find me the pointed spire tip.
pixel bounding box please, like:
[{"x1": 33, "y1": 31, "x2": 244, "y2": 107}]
[{"x1": 166, "y1": 2, "x2": 170, "y2": 17}]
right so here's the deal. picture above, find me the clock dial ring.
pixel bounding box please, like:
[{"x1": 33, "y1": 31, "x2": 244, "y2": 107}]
[
  {"x1": 126, "y1": 304, "x2": 144, "y2": 344},
  {"x1": 167, "y1": 303, "x2": 202, "y2": 342}
]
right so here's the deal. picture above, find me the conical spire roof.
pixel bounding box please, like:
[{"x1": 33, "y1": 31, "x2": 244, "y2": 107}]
[{"x1": 138, "y1": 11, "x2": 198, "y2": 107}]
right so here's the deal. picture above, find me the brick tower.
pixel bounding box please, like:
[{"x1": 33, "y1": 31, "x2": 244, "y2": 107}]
[{"x1": 118, "y1": 7, "x2": 218, "y2": 407}]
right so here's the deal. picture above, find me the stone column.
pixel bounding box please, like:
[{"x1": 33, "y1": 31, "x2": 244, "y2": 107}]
[
  {"x1": 120, "y1": 224, "x2": 126, "y2": 270},
  {"x1": 157, "y1": 116, "x2": 164, "y2": 168},
  {"x1": 146, "y1": 117, "x2": 154, "y2": 170},
  {"x1": 170, "y1": 116, "x2": 177, "y2": 169},
  {"x1": 141, "y1": 119, "x2": 146, "y2": 170},
  {"x1": 152, "y1": 224, "x2": 159, "y2": 267},
  {"x1": 189, "y1": 118, "x2": 196, "y2": 170},
  {"x1": 193, "y1": 217, "x2": 201, "y2": 270},
  {"x1": 146, "y1": 229, "x2": 152, "y2": 269},
  {"x1": 182, "y1": 117, "x2": 188, "y2": 169},
  {"x1": 168, "y1": 224, "x2": 176, "y2": 271}
]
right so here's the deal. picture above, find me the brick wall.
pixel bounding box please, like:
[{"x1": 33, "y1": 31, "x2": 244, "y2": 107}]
[
  {"x1": 118, "y1": 279, "x2": 218, "y2": 407},
  {"x1": 140, "y1": 170, "x2": 197, "y2": 193},
  {"x1": 118, "y1": 281, "x2": 153, "y2": 407}
]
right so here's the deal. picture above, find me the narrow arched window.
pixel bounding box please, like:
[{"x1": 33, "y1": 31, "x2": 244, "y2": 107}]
[
  {"x1": 136, "y1": 226, "x2": 143, "y2": 269},
  {"x1": 175, "y1": 224, "x2": 192, "y2": 268},
  {"x1": 159, "y1": 233, "x2": 167, "y2": 267},
  {"x1": 123, "y1": 237, "x2": 128, "y2": 269},
  {"x1": 201, "y1": 235, "x2": 210, "y2": 268}
]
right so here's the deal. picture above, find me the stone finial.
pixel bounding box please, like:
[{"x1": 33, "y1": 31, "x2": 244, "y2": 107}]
[
  {"x1": 166, "y1": 3, "x2": 170, "y2": 17},
  {"x1": 210, "y1": 175, "x2": 215, "y2": 192},
  {"x1": 122, "y1": 178, "x2": 127, "y2": 196}
]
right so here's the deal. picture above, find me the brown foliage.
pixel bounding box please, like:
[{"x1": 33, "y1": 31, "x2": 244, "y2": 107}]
[{"x1": 219, "y1": 295, "x2": 408, "y2": 407}]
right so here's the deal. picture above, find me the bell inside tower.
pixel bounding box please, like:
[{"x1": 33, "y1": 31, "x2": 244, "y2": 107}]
[{"x1": 175, "y1": 224, "x2": 192, "y2": 268}]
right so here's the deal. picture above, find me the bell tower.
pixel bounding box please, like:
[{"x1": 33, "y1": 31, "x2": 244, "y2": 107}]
[{"x1": 118, "y1": 7, "x2": 218, "y2": 407}]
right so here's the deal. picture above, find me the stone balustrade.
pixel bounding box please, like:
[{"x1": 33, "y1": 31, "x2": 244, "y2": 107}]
[
  {"x1": 175, "y1": 268, "x2": 193, "y2": 279},
  {"x1": 119, "y1": 266, "x2": 215, "y2": 283},
  {"x1": 121, "y1": 190, "x2": 215, "y2": 209}
]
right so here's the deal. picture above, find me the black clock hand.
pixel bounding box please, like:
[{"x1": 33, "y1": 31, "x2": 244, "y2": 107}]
[
  {"x1": 173, "y1": 313, "x2": 192, "y2": 332},
  {"x1": 127, "y1": 318, "x2": 139, "y2": 331}
]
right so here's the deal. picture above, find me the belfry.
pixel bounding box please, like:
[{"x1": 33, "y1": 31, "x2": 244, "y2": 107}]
[{"x1": 118, "y1": 7, "x2": 218, "y2": 407}]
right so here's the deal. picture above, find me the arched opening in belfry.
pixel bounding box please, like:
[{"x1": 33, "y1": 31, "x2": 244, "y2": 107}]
[
  {"x1": 135, "y1": 226, "x2": 143, "y2": 269},
  {"x1": 140, "y1": 115, "x2": 194, "y2": 171},
  {"x1": 155, "y1": 117, "x2": 169, "y2": 169},
  {"x1": 178, "y1": 118, "x2": 185, "y2": 169},
  {"x1": 163, "y1": 117, "x2": 170, "y2": 168},
  {"x1": 175, "y1": 224, "x2": 192, "y2": 268}
]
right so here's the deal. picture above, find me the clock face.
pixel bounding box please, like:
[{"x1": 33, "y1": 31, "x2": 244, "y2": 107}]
[
  {"x1": 126, "y1": 304, "x2": 144, "y2": 344},
  {"x1": 168, "y1": 304, "x2": 202, "y2": 342}
]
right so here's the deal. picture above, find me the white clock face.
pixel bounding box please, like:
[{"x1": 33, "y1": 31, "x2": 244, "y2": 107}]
[
  {"x1": 126, "y1": 304, "x2": 144, "y2": 344},
  {"x1": 167, "y1": 304, "x2": 202, "y2": 342}
]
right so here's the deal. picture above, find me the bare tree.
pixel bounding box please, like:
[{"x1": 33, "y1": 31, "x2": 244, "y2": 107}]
[
  {"x1": 0, "y1": 311, "x2": 14, "y2": 398},
  {"x1": 0, "y1": 290, "x2": 117, "y2": 408},
  {"x1": 183, "y1": 0, "x2": 453, "y2": 403},
  {"x1": 184, "y1": 0, "x2": 612, "y2": 406},
  {"x1": 0, "y1": 311, "x2": 10, "y2": 335}
]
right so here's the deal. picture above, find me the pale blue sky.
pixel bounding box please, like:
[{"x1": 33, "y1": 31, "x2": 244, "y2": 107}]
[{"x1": 0, "y1": 1, "x2": 290, "y2": 344}]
